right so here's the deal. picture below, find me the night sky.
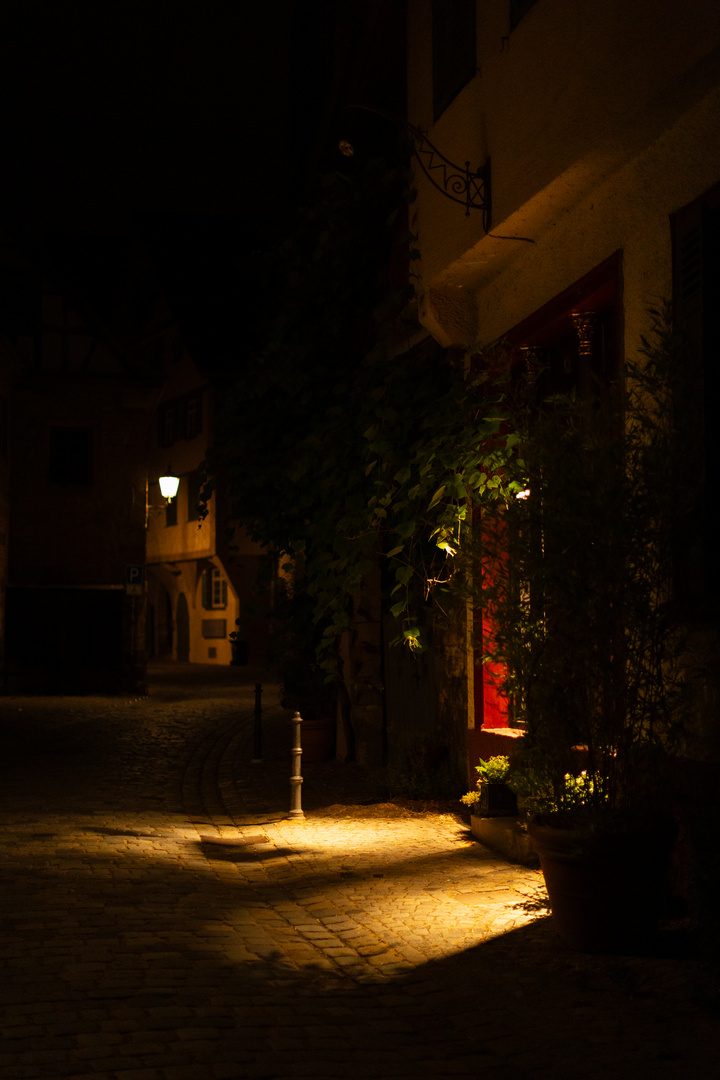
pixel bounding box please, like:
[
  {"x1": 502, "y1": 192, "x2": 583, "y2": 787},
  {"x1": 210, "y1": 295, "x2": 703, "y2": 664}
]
[
  {"x1": 0, "y1": 2, "x2": 405, "y2": 364},
  {"x1": 0, "y1": 1, "x2": 303, "y2": 234},
  {"x1": 0, "y1": 1, "x2": 342, "y2": 366}
]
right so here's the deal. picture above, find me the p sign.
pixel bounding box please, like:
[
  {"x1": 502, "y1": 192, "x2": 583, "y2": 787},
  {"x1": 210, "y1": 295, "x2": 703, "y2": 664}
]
[{"x1": 126, "y1": 565, "x2": 144, "y2": 595}]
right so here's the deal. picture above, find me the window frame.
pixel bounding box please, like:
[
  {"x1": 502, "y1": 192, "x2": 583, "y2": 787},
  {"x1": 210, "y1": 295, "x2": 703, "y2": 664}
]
[
  {"x1": 432, "y1": 0, "x2": 477, "y2": 121},
  {"x1": 202, "y1": 567, "x2": 228, "y2": 610}
]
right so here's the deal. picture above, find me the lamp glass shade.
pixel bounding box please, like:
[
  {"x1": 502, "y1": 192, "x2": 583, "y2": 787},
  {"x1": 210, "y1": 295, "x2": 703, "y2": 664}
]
[{"x1": 159, "y1": 475, "x2": 180, "y2": 500}]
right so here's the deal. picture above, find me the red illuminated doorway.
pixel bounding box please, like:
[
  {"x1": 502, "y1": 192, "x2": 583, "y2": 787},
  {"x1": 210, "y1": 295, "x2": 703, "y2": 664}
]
[{"x1": 473, "y1": 252, "x2": 623, "y2": 731}]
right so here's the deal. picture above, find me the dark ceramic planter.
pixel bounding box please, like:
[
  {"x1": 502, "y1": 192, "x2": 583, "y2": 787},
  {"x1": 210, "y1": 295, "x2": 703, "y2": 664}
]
[
  {"x1": 528, "y1": 816, "x2": 677, "y2": 954},
  {"x1": 477, "y1": 782, "x2": 518, "y2": 817}
]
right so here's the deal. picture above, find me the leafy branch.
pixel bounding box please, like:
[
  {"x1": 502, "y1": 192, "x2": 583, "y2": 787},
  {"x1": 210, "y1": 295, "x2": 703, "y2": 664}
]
[{"x1": 201, "y1": 147, "x2": 521, "y2": 675}]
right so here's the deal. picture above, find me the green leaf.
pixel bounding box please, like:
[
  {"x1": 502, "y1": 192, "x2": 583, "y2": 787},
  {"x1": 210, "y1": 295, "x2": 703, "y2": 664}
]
[
  {"x1": 427, "y1": 485, "x2": 446, "y2": 510},
  {"x1": 385, "y1": 545, "x2": 404, "y2": 558},
  {"x1": 396, "y1": 564, "x2": 414, "y2": 586},
  {"x1": 394, "y1": 520, "x2": 416, "y2": 540}
]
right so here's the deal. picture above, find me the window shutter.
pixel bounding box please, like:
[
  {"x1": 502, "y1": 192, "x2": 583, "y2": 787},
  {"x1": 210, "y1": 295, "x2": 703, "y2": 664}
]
[
  {"x1": 165, "y1": 499, "x2": 177, "y2": 527},
  {"x1": 671, "y1": 190, "x2": 720, "y2": 610},
  {"x1": 201, "y1": 569, "x2": 211, "y2": 610},
  {"x1": 432, "y1": 0, "x2": 476, "y2": 120}
]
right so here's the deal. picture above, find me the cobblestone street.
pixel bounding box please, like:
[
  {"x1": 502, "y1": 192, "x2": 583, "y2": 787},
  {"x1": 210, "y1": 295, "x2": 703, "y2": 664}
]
[{"x1": 1, "y1": 663, "x2": 718, "y2": 1079}]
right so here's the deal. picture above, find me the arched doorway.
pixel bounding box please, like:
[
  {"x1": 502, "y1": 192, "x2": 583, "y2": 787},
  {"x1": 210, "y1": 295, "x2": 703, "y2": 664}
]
[{"x1": 176, "y1": 592, "x2": 190, "y2": 661}]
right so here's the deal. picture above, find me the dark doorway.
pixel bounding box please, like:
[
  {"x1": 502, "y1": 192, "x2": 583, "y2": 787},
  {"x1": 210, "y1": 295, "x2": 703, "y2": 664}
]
[
  {"x1": 176, "y1": 592, "x2": 190, "y2": 662},
  {"x1": 5, "y1": 586, "x2": 124, "y2": 692}
]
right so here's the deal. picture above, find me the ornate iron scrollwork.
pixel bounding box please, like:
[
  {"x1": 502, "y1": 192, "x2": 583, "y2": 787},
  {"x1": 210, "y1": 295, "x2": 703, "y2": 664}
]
[
  {"x1": 341, "y1": 106, "x2": 491, "y2": 229},
  {"x1": 408, "y1": 122, "x2": 491, "y2": 228}
]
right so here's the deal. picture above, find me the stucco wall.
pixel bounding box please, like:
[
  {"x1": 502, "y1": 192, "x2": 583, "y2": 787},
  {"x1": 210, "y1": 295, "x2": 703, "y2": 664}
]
[
  {"x1": 408, "y1": 0, "x2": 720, "y2": 354},
  {"x1": 407, "y1": 0, "x2": 720, "y2": 755}
]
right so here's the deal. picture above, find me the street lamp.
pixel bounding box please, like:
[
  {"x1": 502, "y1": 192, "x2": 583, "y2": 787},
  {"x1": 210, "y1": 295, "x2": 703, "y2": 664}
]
[{"x1": 158, "y1": 475, "x2": 179, "y2": 501}]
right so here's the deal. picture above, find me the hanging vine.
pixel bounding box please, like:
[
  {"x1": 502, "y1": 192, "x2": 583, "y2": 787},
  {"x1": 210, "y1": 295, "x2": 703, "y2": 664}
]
[{"x1": 201, "y1": 147, "x2": 522, "y2": 676}]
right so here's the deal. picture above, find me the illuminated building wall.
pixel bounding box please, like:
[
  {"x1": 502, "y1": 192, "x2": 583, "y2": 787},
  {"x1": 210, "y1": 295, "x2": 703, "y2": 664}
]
[
  {"x1": 146, "y1": 346, "x2": 268, "y2": 667},
  {"x1": 407, "y1": 0, "x2": 720, "y2": 760}
]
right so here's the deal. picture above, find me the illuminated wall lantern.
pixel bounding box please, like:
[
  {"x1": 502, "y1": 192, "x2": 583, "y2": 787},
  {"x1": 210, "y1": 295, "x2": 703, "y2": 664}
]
[{"x1": 159, "y1": 475, "x2": 179, "y2": 501}]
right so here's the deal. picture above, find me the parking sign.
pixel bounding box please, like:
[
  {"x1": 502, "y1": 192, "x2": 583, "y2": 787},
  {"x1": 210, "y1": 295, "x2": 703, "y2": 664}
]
[{"x1": 126, "y1": 565, "x2": 144, "y2": 595}]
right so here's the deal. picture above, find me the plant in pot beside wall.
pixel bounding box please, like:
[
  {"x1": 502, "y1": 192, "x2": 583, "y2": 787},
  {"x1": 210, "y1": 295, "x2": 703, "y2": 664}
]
[
  {"x1": 479, "y1": 308, "x2": 690, "y2": 953},
  {"x1": 461, "y1": 755, "x2": 518, "y2": 817}
]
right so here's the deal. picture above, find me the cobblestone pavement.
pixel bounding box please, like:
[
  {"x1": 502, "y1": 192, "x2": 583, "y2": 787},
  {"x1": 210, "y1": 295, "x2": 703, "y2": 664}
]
[{"x1": 1, "y1": 662, "x2": 718, "y2": 1080}]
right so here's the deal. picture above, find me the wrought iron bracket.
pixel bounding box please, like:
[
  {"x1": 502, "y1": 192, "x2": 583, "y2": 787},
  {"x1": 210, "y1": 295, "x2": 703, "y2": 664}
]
[
  {"x1": 341, "y1": 107, "x2": 491, "y2": 230},
  {"x1": 408, "y1": 123, "x2": 491, "y2": 228}
]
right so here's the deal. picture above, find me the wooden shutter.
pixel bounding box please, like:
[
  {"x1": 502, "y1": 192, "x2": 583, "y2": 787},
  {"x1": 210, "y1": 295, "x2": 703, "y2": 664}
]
[
  {"x1": 671, "y1": 186, "x2": 720, "y2": 612},
  {"x1": 201, "y1": 569, "x2": 211, "y2": 610}
]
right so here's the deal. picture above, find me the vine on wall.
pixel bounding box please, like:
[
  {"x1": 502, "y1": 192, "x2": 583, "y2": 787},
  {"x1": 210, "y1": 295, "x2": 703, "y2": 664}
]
[{"x1": 201, "y1": 148, "x2": 521, "y2": 678}]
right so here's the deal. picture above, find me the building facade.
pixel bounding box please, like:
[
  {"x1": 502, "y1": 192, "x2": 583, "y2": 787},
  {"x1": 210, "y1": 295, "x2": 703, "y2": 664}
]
[
  {"x1": 146, "y1": 348, "x2": 269, "y2": 668},
  {"x1": 406, "y1": 0, "x2": 720, "y2": 769},
  {"x1": 1, "y1": 231, "x2": 159, "y2": 693},
  {"x1": 0, "y1": 225, "x2": 270, "y2": 692}
]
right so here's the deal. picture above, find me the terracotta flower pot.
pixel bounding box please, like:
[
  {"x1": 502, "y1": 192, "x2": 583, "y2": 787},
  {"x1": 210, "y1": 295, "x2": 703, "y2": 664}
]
[{"x1": 528, "y1": 816, "x2": 677, "y2": 953}]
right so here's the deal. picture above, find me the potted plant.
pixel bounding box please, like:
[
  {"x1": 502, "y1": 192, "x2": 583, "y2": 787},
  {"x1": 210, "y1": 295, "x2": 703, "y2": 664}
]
[
  {"x1": 478, "y1": 307, "x2": 689, "y2": 952},
  {"x1": 461, "y1": 755, "x2": 518, "y2": 817}
]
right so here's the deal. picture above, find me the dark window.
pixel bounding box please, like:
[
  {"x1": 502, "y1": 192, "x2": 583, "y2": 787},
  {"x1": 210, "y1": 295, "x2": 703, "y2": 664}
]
[
  {"x1": 201, "y1": 568, "x2": 227, "y2": 609},
  {"x1": 165, "y1": 497, "x2": 178, "y2": 527},
  {"x1": 158, "y1": 391, "x2": 203, "y2": 447},
  {"x1": 671, "y1": 182, "x2": 720, "y2": 613},
  {"x1": 510, "y1": 0, "x2": 540, "y2": 30},
  {"x1": 432, "y1": 0, "x2": 476, "y2": 120},
  {"x1": 185, "y1": 392, "x2": 203, "y2": 439},
  {"x1": 158, "y1": 402, "x2": 177, "y2": 448},
  {"x1": 202, "y1": 618, "x2": 227, "y2": 639},
  {"x1": 49, "y1": 427, "x2": 92, "y2": 486},
  {"x1": 213, "y1": 571, "x2": 228, "y2": 609},
  {"x1": 187, "y1": 470, "x2": 203, "y2": 522}
]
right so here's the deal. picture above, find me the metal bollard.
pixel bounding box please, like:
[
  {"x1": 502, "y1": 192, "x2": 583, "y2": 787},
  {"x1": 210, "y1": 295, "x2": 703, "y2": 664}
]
[
  {"x1": 289, "y1": 711, "x2": 304, "y2": 818},
  {"x1": 251, "y1": 683, "x2": 263, "y2": 763}
]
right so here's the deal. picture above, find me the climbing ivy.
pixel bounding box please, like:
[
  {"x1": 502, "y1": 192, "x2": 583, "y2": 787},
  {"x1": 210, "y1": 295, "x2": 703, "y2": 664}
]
[{"x1": 202, "y1": 149, "x2": 521, "y2": 674}]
